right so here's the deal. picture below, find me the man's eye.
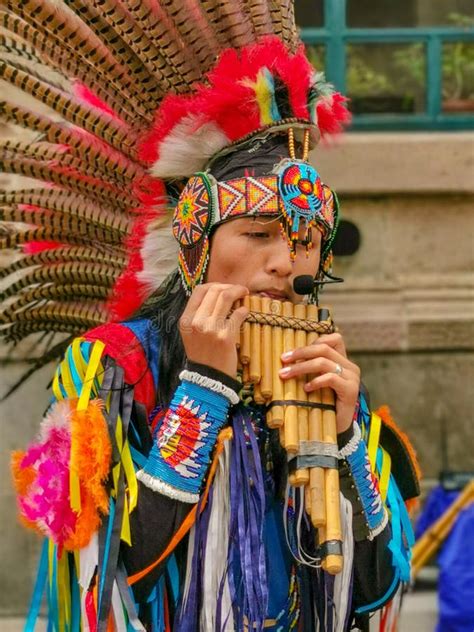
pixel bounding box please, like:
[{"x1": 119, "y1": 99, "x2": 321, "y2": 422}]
[{"x1": 245, "y1": 232, "x2": 269, "y2": 239}]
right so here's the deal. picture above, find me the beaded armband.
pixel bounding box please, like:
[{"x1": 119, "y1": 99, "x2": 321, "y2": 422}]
[
  {"x1": 137, "y1": 370, "x2": 238, "y2": 503},
  {"x1": 339, "y1": 421, "x2": 387, "y2": 540}
]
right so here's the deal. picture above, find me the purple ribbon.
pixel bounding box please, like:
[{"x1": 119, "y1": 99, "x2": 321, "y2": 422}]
[{"x1": 228, "y1": 407, "x2": 268, "y2": 632}]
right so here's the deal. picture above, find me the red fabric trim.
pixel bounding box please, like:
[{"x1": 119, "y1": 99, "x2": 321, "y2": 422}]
[{"x1": 84, "y1": 323, "x2": 156, "y2": 415}]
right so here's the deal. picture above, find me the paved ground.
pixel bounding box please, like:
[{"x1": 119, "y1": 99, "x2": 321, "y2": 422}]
[{"x1": 1, "y1": 589, "x2": 438, "y2": 632}]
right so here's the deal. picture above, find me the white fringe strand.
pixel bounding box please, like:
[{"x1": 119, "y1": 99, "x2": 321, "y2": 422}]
[
  {"x1": 179, "y1": 370, "x2": 240, "y2": 405},
  {"x1": 136, "y1": 470, "x2": 199, "y2": 504},
  {"x1": 333, "y1": 493, "x2": 354, "y2": 632},
  {"x1": 338, "y1": 422, "x2": 362, "y2": 458}
]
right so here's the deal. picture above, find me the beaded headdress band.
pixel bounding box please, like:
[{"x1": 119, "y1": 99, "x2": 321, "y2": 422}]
[{"x1": 173, "y1": 128, "x2": 339, "y2": 294}]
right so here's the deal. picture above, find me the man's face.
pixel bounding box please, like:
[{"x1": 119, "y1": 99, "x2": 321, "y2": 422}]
[{"x1": 205, "y1": 216, "x2": 322, "y2": 302}]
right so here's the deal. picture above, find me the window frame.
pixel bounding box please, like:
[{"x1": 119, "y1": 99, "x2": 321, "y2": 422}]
[{"x1": 300, "y1": 0, "x2": 474, "y2": 130}]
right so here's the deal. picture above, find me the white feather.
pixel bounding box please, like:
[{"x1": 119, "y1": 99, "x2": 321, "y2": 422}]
[
  {"x1": 137, "y1": 214, "x2": 179, "y2": 293},
  {"x1": 150, "y1": 117, "x2": 230, "y2": 179}
]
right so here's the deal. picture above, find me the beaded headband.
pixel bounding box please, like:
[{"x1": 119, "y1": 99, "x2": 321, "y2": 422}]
[{"x1": 173, "y1": 129, "x2": 339, "y2": 294}]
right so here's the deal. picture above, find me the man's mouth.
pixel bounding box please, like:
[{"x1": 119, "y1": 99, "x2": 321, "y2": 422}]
[{"x1": 258, "y1": 290, "x2": 289, "y2": 301}]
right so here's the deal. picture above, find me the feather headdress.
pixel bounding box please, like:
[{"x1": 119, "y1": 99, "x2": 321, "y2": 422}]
[{"x1": 0, "y1": 0, "x2": 350, "y2": 376}]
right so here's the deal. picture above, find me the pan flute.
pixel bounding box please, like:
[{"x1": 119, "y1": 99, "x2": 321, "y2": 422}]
[{"x1": 238, "y1": 295, "x2": 343, "y2": 574}]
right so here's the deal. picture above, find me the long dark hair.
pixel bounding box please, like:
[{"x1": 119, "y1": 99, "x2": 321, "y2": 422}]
[{"x1": 135, "y1": 269, "x2": 188, "y2": 408}]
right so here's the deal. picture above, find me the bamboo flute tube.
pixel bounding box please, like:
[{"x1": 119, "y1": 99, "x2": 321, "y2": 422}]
[
  {"x1": 270, "y1": 299, "x2": 284, "y2": 428},
  {"x1": 282, "y1": 301, "x2": 298, "y2": 454},
  {"x1": 321, "y1": 386, "x2": 343, "y2": 575},
  {"x1": 279, "y1": 425, "x2": 286, "y2": 449},
  {"x1": 240, "y1": 295, "x2": 251, "y2": 366},
  {"x1": 253, "y1": 380, "x2": 265, "y2": 405},
  {"x1": 260, "y1": 297, "x2": 273, "y2": 399},
  {"x1": 305, "y1": 484, "x2": 312, "y2": 516},
  {"x1": 249, "y1": 296, "x2": 261, "y2": 383},
  {"x1": 306, "y1": 304, "x2": 326, "y2": 529},
  {"x1": 293, "y1": 302, "x2": 309, "y2": 486},
  {"x1": 242, "y1": 363, "x2": 250, "y2": 387}
]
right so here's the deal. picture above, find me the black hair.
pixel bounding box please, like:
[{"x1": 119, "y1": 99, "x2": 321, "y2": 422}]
[{"x1": 135, "y1": 269, "x2": 188, "y2": 408}]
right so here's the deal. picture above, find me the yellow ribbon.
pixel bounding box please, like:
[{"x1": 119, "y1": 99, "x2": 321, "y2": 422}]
[
  {"x1": 367, "y1": 412, "x2": 382, "y2": 475},
  {"x1": 77, "y1": 341, "x2": 105, "y2": 411},
  {"x1": 378, "y1": 447, "x2": 392, "y2": 503}
]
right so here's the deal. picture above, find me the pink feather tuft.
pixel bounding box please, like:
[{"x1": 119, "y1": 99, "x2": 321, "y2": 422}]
[
  {"x1": 73, "y1": 82, "x2": 121, "y2": 121},
  {"x1": 13, "y1": 401, "x2": 78, "y2": 545},
  {"x1": 22, "y1": 241, "x2": 62, "y2": 254}
]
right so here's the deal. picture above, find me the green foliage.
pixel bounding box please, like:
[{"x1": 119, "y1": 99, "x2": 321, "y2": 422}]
[{"x1": 347, "y1": 13, "x2": 474, "y2": 104}]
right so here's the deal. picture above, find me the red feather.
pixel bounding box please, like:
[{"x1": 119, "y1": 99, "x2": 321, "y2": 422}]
[
  {"x1": 107, "y1": 177, "x2": 167, "y2": 320},
  {"x1": 140, "y1": 37, "x2": 318, "y2": 165}
]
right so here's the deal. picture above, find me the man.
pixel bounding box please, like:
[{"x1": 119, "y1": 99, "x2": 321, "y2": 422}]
[
  {"x1": 13, "y1": 132, "x2": 418, "y2": 632},
  {"x1": 5, "y1": 13, "x2": 419, "y2": 629}
]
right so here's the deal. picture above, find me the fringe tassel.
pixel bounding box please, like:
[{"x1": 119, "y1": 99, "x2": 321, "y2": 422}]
[{"x1": 333, "y1": 495, "x2": 354, "y2": 632}]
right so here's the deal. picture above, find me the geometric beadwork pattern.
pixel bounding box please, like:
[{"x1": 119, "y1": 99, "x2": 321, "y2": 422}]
[
  {"x1": 173, "y1": 174, "x2": 212, "y2": 247},
  {"x1": 173, "y1": 167, "x2": 337, "y2": 291},
  {"x1": 217, "y1": 175, "x2": 280, "y2": 221},
  {"x1": 157, "y1": 396, "x2": 211, "y2": 477},
  {"x1": 278, "y1": 161, "x2": 330, "y2": 236},
  {"x1": 178, "y1": 236, "x2": 210, "y2": 294},
  {"x1": 321, "y1": 184, "x2": 335, "y2": 231}
]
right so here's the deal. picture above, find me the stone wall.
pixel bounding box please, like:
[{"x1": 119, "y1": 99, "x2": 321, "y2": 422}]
[
  {"x1": 1, "y1": 132, "x2": 473, "y2": 614},
  {"x1": 312, "y1": 132, "x2": 474, "y2": 478}
]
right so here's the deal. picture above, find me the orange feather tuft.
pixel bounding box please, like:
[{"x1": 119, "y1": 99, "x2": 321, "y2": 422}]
[{"x1": 64, "y1": 399, "x2": 112, "y2": 550}]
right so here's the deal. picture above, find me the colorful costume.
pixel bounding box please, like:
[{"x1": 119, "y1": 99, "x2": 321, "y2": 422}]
[{"x1": 2, "y1": 2, "x2": 420, "y2": 630}]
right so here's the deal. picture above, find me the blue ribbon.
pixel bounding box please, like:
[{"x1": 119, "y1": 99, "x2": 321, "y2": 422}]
[{"x1": 24, "y1": 539, "x2": 49, "y2": 632}]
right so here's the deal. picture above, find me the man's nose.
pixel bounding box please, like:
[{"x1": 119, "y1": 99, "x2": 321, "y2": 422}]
[{"x1": 265, "y1": 242, "x2": 293, "y2": 277}]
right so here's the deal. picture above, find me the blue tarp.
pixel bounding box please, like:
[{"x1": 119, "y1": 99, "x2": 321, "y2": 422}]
[{"x1": 416, "y1": 485, "x2": 474, "y2": 631}]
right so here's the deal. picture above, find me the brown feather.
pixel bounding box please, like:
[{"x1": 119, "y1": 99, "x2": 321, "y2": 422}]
[
  {"x1": 1, "y1": 262, "x2": 117, "y2": 301},
  {"x1": 0, "y1": 157, "x2": 136, "y2": 210},
  {"x1": 0, "y1": 141, "x2": 137, "y2": 187},
  {"x1": 0, "y1": 189, "x2": 133, "y2": 232},
  {"x1": 3, "y1": 0, "x2": 158, "y2": 115},
  {"x1": 4, "y1": 321, "x2": 86, "y2": 343},
  {"x1": 0, "y1": 226, "x2": 122, "y2": 251},
  {"x1": 0, "y1": 247, "x2": 126, "y2": 281},
  {"x1": 4, "y1": 301, "x2": 107, "y2": 326},
  {"x1": 125, "y1": 0, "x2": 202, "y2": 87},
  {"x1": 1, "y1": 284, "x2": 110, "y2": 322},
  {"x1": 0, "y1": 9, "x2": 154, "y2": 125},
  {"x1": 0, "y1": 189, "x2": 130, "y2": 224},
  {"x1": 1, "y1": 62, "x2": 139, "y2": 159},
  {"x1": 1, "y1": 104, "x2": 147, "y2": 183}
]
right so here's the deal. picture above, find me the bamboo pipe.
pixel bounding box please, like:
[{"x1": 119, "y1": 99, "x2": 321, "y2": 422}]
[
  {"x1": 293, "y1": 302, "x2": 309, "y2": 486},
  {"x1": 320, "y1": 386, "x2": 343, "y2": 575},
  {"x1": 282, "y1": 300, "x2": 298, "y2": 454},
  {"x1": 269, "y1": 299, "x2": 284, "y2": 428},
  {"x1": 249, "y1": 296, "x2": 261, "y2": 383},
  {"x1": 306, "y1": 303, "x2": 326, "y2": 529},
  {"x1": 260, "y1": 297, "x2": 273, "y2": 400}
]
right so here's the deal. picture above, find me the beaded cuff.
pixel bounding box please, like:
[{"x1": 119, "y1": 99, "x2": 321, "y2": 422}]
[
  {"x1": 137, "y1": 372, "x2": 236, "y2": 503},
  {"x1": 339, "y1": 422, "x2": 387, "y2": 540}
]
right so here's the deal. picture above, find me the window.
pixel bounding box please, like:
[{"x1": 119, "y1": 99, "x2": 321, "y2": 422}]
[{"x1": 296, "y1": 0, "x2": 474, "y2": 130}]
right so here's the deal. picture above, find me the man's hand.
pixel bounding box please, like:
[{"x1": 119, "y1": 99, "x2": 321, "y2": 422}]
[
  {"x1": 179, "y1": 283, "x2": 249, "y2": 378},
  {"x1": 279, "y1": 332, "x2": 360, "y2": 434}
]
